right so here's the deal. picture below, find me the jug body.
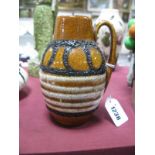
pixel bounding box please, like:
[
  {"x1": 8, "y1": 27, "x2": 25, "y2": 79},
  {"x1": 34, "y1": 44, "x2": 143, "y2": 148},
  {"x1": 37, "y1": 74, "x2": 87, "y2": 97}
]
[{"x1": 39, "y1": 16, "x2": 116, "y2": 126}]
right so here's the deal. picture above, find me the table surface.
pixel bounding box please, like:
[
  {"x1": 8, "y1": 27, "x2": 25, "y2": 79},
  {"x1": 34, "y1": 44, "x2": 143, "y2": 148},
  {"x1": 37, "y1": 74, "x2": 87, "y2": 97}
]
[{"x1": 19, "y1": 66, "x2": 135, "y2": 155}]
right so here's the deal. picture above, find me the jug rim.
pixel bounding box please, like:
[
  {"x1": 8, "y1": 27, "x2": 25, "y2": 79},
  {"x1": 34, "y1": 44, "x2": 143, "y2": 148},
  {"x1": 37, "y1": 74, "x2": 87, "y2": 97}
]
[{"x1": 56, "y1": 15, "x2": 92, "y2": 19}]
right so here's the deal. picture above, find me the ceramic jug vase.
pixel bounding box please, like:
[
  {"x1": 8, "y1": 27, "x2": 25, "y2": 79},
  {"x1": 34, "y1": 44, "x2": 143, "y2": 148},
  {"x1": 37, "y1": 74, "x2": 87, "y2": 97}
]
[{"x1": 39, "y1": 16, "x2": 117, "y2": 126}]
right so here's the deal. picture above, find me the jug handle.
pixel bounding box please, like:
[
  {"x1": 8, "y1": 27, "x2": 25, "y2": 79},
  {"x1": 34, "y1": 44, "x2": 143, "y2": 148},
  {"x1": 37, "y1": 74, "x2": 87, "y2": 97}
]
[{"x1": 95, "y1": 20, "x2": 117, "y2": 86}]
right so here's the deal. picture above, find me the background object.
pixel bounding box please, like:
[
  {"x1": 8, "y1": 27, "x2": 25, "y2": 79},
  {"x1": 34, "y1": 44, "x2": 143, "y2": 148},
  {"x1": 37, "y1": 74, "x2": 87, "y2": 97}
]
[
  {"x1": 113, "y1": 0, "x2": 132, "y2": 22},
  {"x1": 124, "y1": 18, "x2": 135, "y2": 86},
  {"x1": 129, "y1": 24, "x2": 135, "y2": 38},
  {"x1": 95, "y1": 9, "x2": 125, "y2": 64},
  {"x1": 124, "y1": 18, "x2": 135, "y2": 50},
  {"x1": 19, "y1": 41, "x2": 38, "y2": 61},
  {"x1": 124, "y1": 36, "x2": 135, "y2": 50},
  {"x1": 19, "y1": 66, "x2": 28, "y2": 91},
  {"x1": 113, "y1": 0, "x2": 132, "y2": 11},
  {"x1": 128, "y1": 18, "x2": 135, "y2": 28},
  {"x1": 19, "y1": 0, "x2": 38, "y2": 17},
  {"x1": 28, "y1": 58, "x2": 40, "y2": 77},
  {"x1": 87, "y1": 0, "x2": 110, "y2": 12},
  {"x1": 30, "y1": 1, "x2": 58, "y2": 77},
  {"x1": 127, "y1": 52, "x2": 134, "y2": 86},
  {"x1": 33, "y1": 4, "x2": 54, "y2": 60},
  {"x1": 58, "y1": 0, "x2": 86, "y2": 11}
]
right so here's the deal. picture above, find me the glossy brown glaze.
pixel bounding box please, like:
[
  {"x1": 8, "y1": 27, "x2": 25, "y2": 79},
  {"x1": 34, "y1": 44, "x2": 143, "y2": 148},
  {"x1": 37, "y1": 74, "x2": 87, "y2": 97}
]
[
  {"x1": 54, "y1": 16, "x2": 95, "y2": 40},
  {"x1": 50, "y1": 112, "x2": 93, "y2": 127}
]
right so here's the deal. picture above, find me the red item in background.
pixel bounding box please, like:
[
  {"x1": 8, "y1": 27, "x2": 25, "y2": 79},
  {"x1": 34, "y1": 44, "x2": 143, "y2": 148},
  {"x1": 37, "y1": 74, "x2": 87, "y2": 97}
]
[{"x1": 19, "y1": 66, "x2": 135, "y2": 155}]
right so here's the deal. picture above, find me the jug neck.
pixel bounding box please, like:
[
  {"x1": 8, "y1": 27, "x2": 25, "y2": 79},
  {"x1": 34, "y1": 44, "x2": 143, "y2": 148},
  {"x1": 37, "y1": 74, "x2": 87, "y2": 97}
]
[{"x1": 53, "y1": 16, "x2": 95, "y2": 41}]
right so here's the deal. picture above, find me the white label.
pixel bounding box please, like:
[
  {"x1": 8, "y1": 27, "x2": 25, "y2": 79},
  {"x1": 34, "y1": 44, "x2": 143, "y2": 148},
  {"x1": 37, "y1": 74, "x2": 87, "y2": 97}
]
[{"x1": 105, "y1": 96, "x2": 128, "y2": 127}]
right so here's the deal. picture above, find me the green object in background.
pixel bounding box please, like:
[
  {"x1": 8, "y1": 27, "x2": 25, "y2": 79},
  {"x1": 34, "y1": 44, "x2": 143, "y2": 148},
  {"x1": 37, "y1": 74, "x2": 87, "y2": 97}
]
[
  {"x1": 28, "y1": 60, "x2": 40, "y2": 78},
  {"x1": 28, "y1": 65, "x2": 39, "y2": 78},
  {"x1": 19, "y1": 9, "x2": 29, "y2": 17},
  {"x1": 102, "y1": 32, "x2": 110, "y2": 47},
  {"x1": 39, "y1": 0, "x2": 52, "y2": 5},
  {"x1": 128, "y1": 18, "x2": 135, "y2": 29},
  {"x1": 124, "y1": 36, "x2": 135, "y2": 50},
  {"x1": 33, "y1": 4, "x2": 54, "y2": 60}
]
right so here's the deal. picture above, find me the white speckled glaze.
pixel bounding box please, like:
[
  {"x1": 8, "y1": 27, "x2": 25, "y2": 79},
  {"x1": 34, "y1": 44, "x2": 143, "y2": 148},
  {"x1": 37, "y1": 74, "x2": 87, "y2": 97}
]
[{"x1": 39, "y1": 70, "x2": 106, "y2": 114}]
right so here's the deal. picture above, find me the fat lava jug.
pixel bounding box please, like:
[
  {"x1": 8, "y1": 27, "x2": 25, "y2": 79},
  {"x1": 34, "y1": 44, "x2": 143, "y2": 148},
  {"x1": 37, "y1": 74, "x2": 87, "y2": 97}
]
[{"x1": 39, "y1": 16, "x2": 117, "y2": 126}]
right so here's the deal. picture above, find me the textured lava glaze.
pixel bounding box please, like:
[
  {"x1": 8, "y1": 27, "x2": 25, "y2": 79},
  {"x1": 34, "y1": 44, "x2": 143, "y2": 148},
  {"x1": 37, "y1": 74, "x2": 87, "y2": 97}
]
[
  {"x1": 40, "y1": 40, "x2": 106, "y2": 126},
  {"x1": 39, "y1": 16, "x2": 117, "y2": 126},
  {"x1": 41, "y1": 40, "x2": 106, "y2": 76}
]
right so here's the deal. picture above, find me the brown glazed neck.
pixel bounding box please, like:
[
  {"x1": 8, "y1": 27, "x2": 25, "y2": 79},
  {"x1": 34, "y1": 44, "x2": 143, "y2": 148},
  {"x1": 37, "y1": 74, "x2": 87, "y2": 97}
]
[{"x1": 53, "y1": 16, "x2": 95, "y2": 41}]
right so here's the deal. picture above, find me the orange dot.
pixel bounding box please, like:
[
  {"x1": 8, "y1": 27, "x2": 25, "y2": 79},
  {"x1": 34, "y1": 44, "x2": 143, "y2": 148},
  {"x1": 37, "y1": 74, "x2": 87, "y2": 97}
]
[
  {"x1": 90, "y1": 48, "x2": 103, "y2": 69},
  {"x1": 129, "y1": 25, "x2": 135, "y2": 38},
  {"x1": 42, "y1": 48, "x2": 53, "y2": 66},
  {"x1": 51, "y1": 47, "x2": 65, "y2": 69},
  {"x1": 68, "y1": 47, "x2": 89, "y2": 71}
]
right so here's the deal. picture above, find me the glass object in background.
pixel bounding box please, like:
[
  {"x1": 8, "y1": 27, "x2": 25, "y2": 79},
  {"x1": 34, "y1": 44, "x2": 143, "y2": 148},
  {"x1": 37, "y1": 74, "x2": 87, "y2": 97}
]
[
  {"x1": 39, "y1": 16, "x2": 117, "y2": 126},
  {"x1": 19, "y1": 0, "x2": 38, "y2": 17},
  {"x1": 19, "y1": 0, "x2": 54, "y2": 18},
  {"x1": 95, "y1": 9, "x2": 125, "y2": 65},
  {"x1": 87, "y1": 0, "x2": 110, "y2": 12},
  {"x1": 113, "y1": 0, "x2": 132, "y2": 11},
  {"x1": 130, "y1": 0, "x2": 135, "y2": 18},
  {"x1": 58, "y1": 0, "x2": 86, "y2": 10},
  {"x1": 113, "y1": 0, "x2": 132, "y2": 22}
]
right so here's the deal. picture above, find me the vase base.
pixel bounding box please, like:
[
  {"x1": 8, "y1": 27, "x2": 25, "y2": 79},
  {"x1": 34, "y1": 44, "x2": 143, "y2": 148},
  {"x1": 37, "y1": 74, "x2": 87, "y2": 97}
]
[{"x1": 49, "y1": 112, "x2": 93, "y2": 127}]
